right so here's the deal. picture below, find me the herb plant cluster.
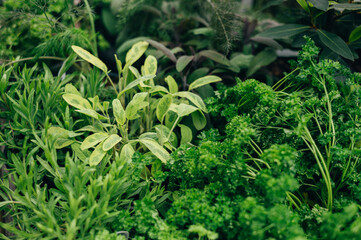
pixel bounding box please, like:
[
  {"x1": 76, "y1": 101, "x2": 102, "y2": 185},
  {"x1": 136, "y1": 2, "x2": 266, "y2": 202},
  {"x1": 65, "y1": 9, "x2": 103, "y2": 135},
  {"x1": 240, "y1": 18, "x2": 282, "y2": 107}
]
[{"x1": 1, "y1": 0, "x2": 361, "y2": 239}]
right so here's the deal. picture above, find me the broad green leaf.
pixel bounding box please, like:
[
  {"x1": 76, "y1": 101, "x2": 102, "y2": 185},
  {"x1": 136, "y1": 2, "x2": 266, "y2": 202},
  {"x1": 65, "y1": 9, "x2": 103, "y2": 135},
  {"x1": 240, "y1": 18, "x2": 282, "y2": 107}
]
[
  {"x1": 125, "y1": 92, "x2": 149, "y2": 120},
  {"x1": 156, "y1": 94, "x2": 172, "y2": 122},
  {"x1": 139, "y1": 139, "x2": 170, "y2": 163},
  {"x1": 188, "y1": 68, "x2": 209, "y2": 83},
  {"x1": 256, "y1": 24, "x2": 310, "y2": 39},
  {"x1": 188, "y1": 75, "x2": 222, "y2": 91},
  {"x1": 150, "y1": 85, "x2": 169, "y2": 94},
  {"x1": 331, "y1": 3, "x2": 361, "y2": 11},
  {"x1": 75, "y1": 109, "x2": 107, "y2": 120},
  {"x1": 103, "y1": 134, "x2": 122, "y2": 151},
  {"x1": 165, "y1": 76, "x2": 178, "y2": 93},
  {"x1": 54, "y1": 138, "x2": 75, "y2": 149},
  {"x1": 114, "y1": 54, "x2": 123, "y2": 74},
  {"x1": 120, "y1": 143, "x2": 135, "y2": 162},
  {"x1": 112, "y1": 99, "x2": 126, "y2": 126},
  {"x1": 246, "y1": 50, "x2": 277, "y2": 77},
  {"x1": 174, "y1": 91, "x2": 207, "y2": 112},
  {"x1": 198, "y1": 50, "x2": 231, "y2": 66},
  {"x1": 81, "y1": 132, "x2": 108, "y2": 150},
  {"x1": 118, "y1": 75, "x2": 155, "y2": 96},
  {"x1": 308, "y1": 0, "x2": 329, "y2": 11},
  {"x1": 64, "y1": 84, "x2": 81, "y2": 96},
  {"x1": 250, "y1": 37, "x2": 282, "y2": 49},
  {"x1": 89, "y1": 142, "x2": 107, "y2": 166},
  {"x1": 126, "y1": 41, "x2": 149, "y2": 66},
  {"x1": 179, "y1": 124, "x2": 192, "y2": 144},
  {"x1": 191, "y1": 110, "x2": 207, "y2": 130},
  {"x1": 117, "y1": 37, "x2": 150, "y2": 55},
  {"x1": 76, "y1": 125, "x2": 103, "y2": 132},
  {"x1": 48, "y1": 126, "x2": 69, "y2": 139},
  {"x1": 71, "y1": 46, "x2": 107, "y2": 72},
  {"x1": 296, "y1": 0, "x2": 310, "y2": 12},
  {"x1": 349, "y1": 25, "x2": 361, "y2": 43},
  {"x1": 317, "y1": 30, "x2": 354, "y2": 60},
  {"x1": 144, "y1": 55, "x2": 157, "y2": 75},
  {"x1": 230, "y1": 54, "x2": 253, "y2": 69},
  {"x1": 63, "y1": 93, "x2": 92, "y2": 110},
  {"x1": 170, "y1": 103, "x2": 198, "y2": 117},
  {"x1": 176, "y1": 55, "x2": 194, "y2": 72},
  {"x1": 147, "y1": 39, "x2": 177, "y2": 62},
  {"x1": 139, "y1": 132, "x2": 158, "y2": 140},
  {"x1": 129, "y1": 66, "x2": 141, "y2": 79},
  {"x1": 154, "y1": 125, "x2": 178, "y2": 146}
]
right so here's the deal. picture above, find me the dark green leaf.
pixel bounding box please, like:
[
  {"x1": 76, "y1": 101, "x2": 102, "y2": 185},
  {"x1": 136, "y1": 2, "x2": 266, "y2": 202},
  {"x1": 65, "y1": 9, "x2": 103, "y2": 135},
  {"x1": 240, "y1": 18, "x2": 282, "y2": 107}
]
[
  {"x1": 198, "y1": 50, "x2": 231, "y2": 66},
  {"x1": 191, "y1": 110, "x2": 207, "y2": 130},
  {"x1": 147, "y1": 39, "x2": 177, "y2": 63},
  {"x1": 256, "y1": 24, "x2": 310, "y2": 39},
  {"x1": 349, "y1": 25, "x2": 361, "y2": 43},
  {"x1": 179, "y1": 124, "x2": 193, "y2": 144},
  {"x1": 309, "y1": 0, "x2": 329, "y2": 11},
  {"x1": 246, "y1": 50, "x2": 277, "y2": 77},
  {"x1": 176, "y1": 56, "x2": 194, "y2": 72},
  {"x1": 317, "y1": 30, "x2": 354, "y2": 60},
  {"x1": 331, "y1": 3, "x2": 361, "y2": 11}
]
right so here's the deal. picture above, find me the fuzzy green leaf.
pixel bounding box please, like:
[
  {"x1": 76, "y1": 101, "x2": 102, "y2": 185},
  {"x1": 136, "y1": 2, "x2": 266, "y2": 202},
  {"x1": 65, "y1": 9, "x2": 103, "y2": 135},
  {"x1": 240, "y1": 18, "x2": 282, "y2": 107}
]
[
  {"x1": 156, "y1": 94, "x2": 172, "y2": 122},
  {"x1": 103, "y1": 134, "x2": 122, "y2": 151},
  {"x1": 188, "y1": 75, "x2": 222, "y2": 91},
  {"x1": 71, "y1": 46, "x2": 107, "y2": 72},
  {"x1": 174, "y1": 91, "x2": 207, "y2": 112},
  {"x1": 176, "y1": 55, "x2": 194, "y2": 72},
  {"x1": 112, "y1": 99, "x2": 126, "y2": 126},
  {"x1": 126, "y1": 41, "x2": 149, "y2": 66},
  {"x1": 144, "y1": 55, "x2": 157, "y2": 75},
  {"x1": 170, "y1": 103, "x2": 198, "y2": 117},
  {"x1": 139, "y1": 139, "x2": 170, "y2": 163},
  {"x1": 62, "y1": 93, "x2": 92, "y2": 110},
  {"x1": 81, "y1": 132, "x2": 109, "y2": 150},
  {"x1": 89, "y1": 142, "x2": 107, "y2": 166},
  {"x1": 125, "y1": 92, "x2": 149, "y2": 120},
  {"x1": 165, "y1": 76, "x2": 178, "y2": 93},
  {"x1": 198, "y1": 50, "x2": 231, "y2": 66},
  {"x1": 120, "y1": 143, "x2": 135, "y2": 163}
]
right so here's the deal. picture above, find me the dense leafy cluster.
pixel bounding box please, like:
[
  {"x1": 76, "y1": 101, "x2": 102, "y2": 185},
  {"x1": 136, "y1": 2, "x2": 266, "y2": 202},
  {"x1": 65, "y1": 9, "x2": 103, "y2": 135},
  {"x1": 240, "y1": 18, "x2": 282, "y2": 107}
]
[{"x1": 1, "y1": 0, "x2": 361, "y2": 239}]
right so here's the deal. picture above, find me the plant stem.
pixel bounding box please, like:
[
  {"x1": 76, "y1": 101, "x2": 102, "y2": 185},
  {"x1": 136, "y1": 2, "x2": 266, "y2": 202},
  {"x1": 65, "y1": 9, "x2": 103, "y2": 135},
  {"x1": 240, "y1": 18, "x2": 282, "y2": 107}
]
[{"x1": 167, "y1": 116, "x2": 180, "y2": 141}]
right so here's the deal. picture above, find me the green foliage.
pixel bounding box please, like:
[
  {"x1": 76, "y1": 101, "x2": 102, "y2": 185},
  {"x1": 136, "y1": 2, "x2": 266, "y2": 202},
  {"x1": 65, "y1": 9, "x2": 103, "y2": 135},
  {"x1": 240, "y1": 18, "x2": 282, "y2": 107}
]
[
  {"x1": 255, "y1": 0, "x2": 361, "y2": 63},
  {"x1": 0, "y1": 0, "x2": 98, "y2": 59},
  {"x1": 56, "y1": 42, "x2": 213, "y2": 165},
  {"x1": 207, "y1": 37, "x2": 361, "y2": 212}
]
